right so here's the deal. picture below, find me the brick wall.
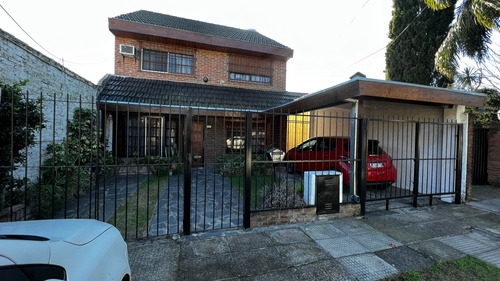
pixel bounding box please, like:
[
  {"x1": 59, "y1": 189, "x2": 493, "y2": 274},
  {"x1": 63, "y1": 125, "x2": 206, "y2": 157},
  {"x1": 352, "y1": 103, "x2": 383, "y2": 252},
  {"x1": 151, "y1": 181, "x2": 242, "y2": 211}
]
[
  {"x1": 488, "y1": 122, "x2": 500, "y2": 185},
  {"x1": 466, "y1": 114, "x2": 474, "y2": 200},
  {"x1": 250, "y1": 204, "x2": 361, "y2": 228},
  {"x1": 0, "y1": 28, "x2": 97, "y2": 180},
  {"x1": 114, "y1": 37, "x2": 287, "y2": 91}
]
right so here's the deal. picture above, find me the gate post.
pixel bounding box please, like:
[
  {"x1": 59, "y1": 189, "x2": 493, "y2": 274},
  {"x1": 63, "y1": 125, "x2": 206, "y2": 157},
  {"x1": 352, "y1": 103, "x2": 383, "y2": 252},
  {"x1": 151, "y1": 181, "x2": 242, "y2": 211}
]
[
  {"x1": 455, "y1": 124, "x2": 463, "y2": 204},
  {"x1": 183, "y1": 108, "x2": 193, "y2": 235},
  {"x1": 413, "y1": 122, "x2": 420, "y2": 208},
  {"x1": 243, "y1": 111, "x2": 252, "y2": 228},
  {"x1": 358, "y1": 118, "x2": 368, "y2": 216}
]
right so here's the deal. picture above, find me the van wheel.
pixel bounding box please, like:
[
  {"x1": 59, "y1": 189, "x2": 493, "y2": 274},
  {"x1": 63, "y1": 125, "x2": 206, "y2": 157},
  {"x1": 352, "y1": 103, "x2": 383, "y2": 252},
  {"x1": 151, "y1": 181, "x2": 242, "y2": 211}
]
[{"x1": 287, "y1": 163, "x2": 295, "y2": 174}]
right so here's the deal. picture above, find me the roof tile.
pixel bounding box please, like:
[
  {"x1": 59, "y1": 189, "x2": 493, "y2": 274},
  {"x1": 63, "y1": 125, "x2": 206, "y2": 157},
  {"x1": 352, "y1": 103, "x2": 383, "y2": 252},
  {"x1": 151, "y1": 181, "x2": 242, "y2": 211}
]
[
  {"x1": 98, "y1": 75, "x2": 305, "y2": 111},
  {"x1": 113, "y1": 10, "x2": 290, "y2": 50}
]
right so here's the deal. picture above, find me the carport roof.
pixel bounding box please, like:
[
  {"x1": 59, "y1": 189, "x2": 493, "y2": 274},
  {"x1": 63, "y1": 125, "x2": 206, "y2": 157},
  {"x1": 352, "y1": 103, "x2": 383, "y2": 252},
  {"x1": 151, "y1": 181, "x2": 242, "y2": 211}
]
[{"x1": 272, "y1": 77, "x2": 487, "y2": 113}]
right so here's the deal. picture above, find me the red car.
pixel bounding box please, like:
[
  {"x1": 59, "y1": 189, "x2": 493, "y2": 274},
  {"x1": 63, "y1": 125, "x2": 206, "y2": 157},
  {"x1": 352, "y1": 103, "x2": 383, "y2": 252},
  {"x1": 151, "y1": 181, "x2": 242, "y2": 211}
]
[{"x1": 284, "y1": 137, "x2": 397, "y2": 187}]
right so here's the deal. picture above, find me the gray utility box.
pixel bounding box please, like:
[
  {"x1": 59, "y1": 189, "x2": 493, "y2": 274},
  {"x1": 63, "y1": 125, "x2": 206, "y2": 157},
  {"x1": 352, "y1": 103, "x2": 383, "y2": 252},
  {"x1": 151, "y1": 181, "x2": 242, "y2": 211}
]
[
  {"x1": 316, "y1": 174, "x2": 341, "y2": 215},
  {"x1": 303, "y1": 171, "x2": 342, "y2": 215}
]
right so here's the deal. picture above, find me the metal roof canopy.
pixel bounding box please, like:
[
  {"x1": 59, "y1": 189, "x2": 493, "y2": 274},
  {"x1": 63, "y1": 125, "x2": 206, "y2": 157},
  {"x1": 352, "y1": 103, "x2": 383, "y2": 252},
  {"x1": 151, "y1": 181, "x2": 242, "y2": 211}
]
[{"x1": 270, "y1": 77, "x2": 487, "y2": 113}]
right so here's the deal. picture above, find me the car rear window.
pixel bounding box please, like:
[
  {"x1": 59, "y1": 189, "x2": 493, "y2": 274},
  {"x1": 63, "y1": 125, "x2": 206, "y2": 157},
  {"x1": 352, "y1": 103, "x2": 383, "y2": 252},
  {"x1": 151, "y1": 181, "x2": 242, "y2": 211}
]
[{"x1": 368, "y1": 140, "x2": 386, "y2": 155}]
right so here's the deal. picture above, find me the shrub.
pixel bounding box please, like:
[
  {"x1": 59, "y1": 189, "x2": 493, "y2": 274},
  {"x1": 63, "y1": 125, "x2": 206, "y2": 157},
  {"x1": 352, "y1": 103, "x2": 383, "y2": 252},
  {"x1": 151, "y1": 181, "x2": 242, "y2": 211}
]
[
  {"x1": 0, "y1": 80, "x2": 45, "y2": 210},
  {"x1": 217, "y1": 154, "x2": 272, "y2": 176},
  {"x1": 262, "y1": 180, "x2": 305, "y2": 209},
  {"x1": 30, "y1": 108, "x2": 111, "y2": 219}
]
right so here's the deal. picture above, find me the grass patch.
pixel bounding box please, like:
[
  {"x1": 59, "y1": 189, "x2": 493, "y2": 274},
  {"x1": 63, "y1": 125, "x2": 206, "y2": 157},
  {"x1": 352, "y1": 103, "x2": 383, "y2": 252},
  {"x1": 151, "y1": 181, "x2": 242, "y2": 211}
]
[
  {"x1": 108, "y1": 175, "x2": 168, "y2": 238},
  {"x1": 230, "y1": 175, "x2": 275, "y2": 207},
  {"x1": 385, "y1": 256, "x2": 500, "y2": 281}
]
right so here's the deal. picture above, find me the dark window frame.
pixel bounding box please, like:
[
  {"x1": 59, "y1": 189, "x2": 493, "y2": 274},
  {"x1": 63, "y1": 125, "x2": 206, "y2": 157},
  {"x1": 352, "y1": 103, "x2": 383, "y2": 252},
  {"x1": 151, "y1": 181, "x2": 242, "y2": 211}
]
[{"x1": 141, "y1": 49, "x2": 194, "y2": 75}]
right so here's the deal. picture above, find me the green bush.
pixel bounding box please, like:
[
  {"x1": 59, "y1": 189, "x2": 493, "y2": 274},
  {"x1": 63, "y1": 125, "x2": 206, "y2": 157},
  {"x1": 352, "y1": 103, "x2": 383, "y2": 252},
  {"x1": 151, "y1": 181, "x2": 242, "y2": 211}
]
[
  {"x1": 217, "y1": 154, "x2": 272, "y2": 176},
  {"x1": 0, "y1": 80, "x2": 45, "y2": 210},
  {"x1": 30, "y1": 108, "x2": 111, "y2": 219}
]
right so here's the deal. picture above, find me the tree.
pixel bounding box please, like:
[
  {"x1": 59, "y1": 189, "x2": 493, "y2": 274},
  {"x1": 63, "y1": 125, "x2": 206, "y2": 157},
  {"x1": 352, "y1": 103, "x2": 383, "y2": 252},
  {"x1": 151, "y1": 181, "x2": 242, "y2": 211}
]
[
  {"x1": 423, "y1": 0, "x2": 500, "y2": 79},
  {"x1": 0, "y1": 81, "x2": 45, "y2": 210},
  {"x1": 467, "y1": 88, "x2": 500, "y2": 126},
  {"x1": 386, "y1": 0, "x2": 456, "y2": 87}
]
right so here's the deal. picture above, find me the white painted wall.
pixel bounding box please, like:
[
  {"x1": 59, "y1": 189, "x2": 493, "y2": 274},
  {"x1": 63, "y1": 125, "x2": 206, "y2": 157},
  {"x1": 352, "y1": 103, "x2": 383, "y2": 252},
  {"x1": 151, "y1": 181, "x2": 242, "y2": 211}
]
[{"x1": 315, "y1": 100, "x2": 468, "y2": 202}]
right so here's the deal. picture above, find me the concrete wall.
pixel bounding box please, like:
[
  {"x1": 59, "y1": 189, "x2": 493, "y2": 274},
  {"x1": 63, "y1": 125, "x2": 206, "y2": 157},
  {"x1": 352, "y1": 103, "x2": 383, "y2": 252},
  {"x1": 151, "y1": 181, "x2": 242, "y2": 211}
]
[{"x1": 0, "y1": 28, "x2": 97, "y2": 180}]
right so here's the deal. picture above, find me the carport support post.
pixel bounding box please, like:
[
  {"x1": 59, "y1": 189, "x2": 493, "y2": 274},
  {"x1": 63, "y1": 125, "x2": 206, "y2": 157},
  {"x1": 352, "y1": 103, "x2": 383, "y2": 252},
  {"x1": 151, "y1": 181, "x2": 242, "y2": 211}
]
[
  {"x1": 183, "y1": 108, "x2": 193, "y2": 235},
  {"x1": 243, "y1": 111, "x2": 252, "y2": 228},
  {"x1": 413, "y1": 122, "x2": 420, "y2": 208},
  {"x1": 358, "y1": 118, "x2": 368, "y2": 216},
  {"x1": 455, "y1": 124, "x2": 463, "y2": 204}
]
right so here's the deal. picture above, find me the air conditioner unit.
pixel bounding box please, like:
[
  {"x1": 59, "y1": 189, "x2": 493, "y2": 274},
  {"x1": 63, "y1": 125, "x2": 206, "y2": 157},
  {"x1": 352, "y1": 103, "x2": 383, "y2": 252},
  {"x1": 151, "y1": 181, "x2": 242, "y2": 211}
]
[{"x1": 119, "y1": 44, "x2": 135, "y2": 56}]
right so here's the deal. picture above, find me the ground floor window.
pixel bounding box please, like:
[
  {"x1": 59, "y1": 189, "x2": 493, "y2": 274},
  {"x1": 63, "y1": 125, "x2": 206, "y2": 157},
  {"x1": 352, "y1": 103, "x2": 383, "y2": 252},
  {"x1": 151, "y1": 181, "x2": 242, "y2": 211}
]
[
  {"x1": 226, "y1": 122, "x2": 265, "y2": 154},
  {"x1": 126, "y1": 116, "x2": 179, "y2": 157}
]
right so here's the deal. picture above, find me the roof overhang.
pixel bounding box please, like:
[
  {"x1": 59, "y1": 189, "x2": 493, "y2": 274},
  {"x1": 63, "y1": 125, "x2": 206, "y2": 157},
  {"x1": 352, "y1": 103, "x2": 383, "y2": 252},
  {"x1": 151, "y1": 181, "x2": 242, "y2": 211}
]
[
  {"x1": 109, "y1": 18, "x2": 293, "y2": 61},
  {"x1": 271, "y1": 78, "x2": 487, "y2": 113}
]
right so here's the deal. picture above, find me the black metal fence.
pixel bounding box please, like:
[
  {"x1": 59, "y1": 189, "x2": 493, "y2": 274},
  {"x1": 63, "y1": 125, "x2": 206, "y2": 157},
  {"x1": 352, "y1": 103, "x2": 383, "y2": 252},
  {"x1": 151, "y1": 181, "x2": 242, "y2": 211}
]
[{"x1": 0, "y1": 91, "x2": 464, "y2": 238}]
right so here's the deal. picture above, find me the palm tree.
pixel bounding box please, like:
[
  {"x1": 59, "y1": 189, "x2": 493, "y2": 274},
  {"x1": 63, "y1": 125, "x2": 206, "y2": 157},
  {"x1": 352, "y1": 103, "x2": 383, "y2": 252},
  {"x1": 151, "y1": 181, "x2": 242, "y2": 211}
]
[{"x1": 423, "y1": 0, "x2": 500, "y2": 78}]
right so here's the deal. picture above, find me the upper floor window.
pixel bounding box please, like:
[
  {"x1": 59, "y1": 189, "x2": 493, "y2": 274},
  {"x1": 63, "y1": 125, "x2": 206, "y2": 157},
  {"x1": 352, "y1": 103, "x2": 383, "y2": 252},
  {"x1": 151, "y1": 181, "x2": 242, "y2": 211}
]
[
  {"x1": 229, "y1": 55, "x2": 272, "y2": 84},
  {"x1": 142, "y1": 49, "x2": 193, "y2": 75},
  {"x1": 229, "y1": 73, "x2": 271, "y2": 83}
]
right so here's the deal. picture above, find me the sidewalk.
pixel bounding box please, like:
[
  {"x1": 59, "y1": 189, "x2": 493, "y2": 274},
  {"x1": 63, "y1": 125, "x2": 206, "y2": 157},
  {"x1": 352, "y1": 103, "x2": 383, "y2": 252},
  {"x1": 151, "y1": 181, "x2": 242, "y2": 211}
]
[{"x1": 127, "y1": 187, "x2": 500, "y2": 281}]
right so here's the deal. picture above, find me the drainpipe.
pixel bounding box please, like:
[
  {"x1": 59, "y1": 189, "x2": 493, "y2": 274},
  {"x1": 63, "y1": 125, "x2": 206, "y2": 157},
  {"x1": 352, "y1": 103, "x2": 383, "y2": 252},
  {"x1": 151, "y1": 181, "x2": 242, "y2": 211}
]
[{"x1": 347, "y1": 98, "x2": 359, "y2": 202}]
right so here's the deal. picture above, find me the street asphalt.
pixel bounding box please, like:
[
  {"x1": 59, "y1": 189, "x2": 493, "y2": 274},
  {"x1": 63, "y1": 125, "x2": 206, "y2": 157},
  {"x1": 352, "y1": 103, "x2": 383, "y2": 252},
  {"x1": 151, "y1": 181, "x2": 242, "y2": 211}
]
[{"x1": 127, "y1": 185, "x2": 500, "y2": 281}]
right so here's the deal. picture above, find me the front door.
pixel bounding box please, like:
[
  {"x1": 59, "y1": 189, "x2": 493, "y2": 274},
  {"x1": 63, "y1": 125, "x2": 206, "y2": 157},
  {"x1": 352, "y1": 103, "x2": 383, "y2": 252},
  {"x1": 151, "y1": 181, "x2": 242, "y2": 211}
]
[{"x1": 192, "y1": 121, "x2": 204, "y2": 165}]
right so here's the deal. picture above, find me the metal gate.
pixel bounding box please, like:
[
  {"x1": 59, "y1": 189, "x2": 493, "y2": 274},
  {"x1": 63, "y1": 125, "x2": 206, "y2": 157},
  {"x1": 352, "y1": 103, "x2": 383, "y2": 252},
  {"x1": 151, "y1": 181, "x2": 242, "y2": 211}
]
[
  {"x1": 359, "y1": 118, "x2": 463, "y2": 214},
  {"x1": 472, "y1": 127, "x2": 489, "y2": 184}
]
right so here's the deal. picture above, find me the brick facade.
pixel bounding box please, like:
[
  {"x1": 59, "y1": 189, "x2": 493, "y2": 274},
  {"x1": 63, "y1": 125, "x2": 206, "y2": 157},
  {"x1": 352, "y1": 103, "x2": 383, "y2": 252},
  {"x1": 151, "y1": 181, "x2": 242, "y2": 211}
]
[
  {"x1": 466, "y1": 114, "x2": 474, "y2": 201},
  {"x1": 114, "y1": 37, "x2": 287, "y2": 91},
  {"x1": 250, "y1": 204, "x2": 361, "y2": 228}
]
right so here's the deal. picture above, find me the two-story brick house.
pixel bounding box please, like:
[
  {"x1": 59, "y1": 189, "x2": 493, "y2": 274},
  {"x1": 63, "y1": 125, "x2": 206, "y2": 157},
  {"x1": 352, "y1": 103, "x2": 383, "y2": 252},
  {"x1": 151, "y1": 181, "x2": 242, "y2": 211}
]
[{"x1": 97, "y1": 10, "x2": 305, "y2": 164}]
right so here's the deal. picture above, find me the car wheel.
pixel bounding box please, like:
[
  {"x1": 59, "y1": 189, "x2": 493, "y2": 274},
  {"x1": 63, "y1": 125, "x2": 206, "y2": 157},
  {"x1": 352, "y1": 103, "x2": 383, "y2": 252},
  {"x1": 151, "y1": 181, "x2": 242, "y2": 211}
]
[{"x1": 287, "y1": 163, "x2": 295, "y2": 174}]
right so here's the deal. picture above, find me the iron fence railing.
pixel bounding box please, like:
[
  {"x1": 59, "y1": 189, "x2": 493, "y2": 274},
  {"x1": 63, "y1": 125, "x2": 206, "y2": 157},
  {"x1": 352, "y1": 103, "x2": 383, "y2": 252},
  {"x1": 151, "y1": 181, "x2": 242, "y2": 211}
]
[{"x1": 0, "y1": 91, "x2": 464, "y2": 238}]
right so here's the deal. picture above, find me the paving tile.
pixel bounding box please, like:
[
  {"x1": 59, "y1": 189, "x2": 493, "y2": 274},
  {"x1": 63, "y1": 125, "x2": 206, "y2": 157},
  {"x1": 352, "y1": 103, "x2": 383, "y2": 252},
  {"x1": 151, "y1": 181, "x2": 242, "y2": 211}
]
[
  {"x1": 179, "y1": 253, "x2": 238, "y2": 281},
  {"x1": 301, "y1": 223, "x2": 344, "y2": 240},
  {"x1": 231, "y1": 247, "x2": 287, "y2": 276},
  {"x1": 476, "y1": 249, "x2": 500, "y2": 268},
  {"x1": 225, "y1": 232, "x2": 273, "y2": 252},
  {"x1": 410, "y1": 219, "x2": 473, "y2": 238},
  {"x1": 337, "y1": 253, "x2": 399, "y2": 281},
  {"x1": 351, "y1": 232, "x2": 403, "y2": 252},
  {"x1": 179, "y1": 236, "x2": 231, "y2": 258},
  {"x1": 375, "y1": 246, "x2": 434, "y2": 272},
  {"x1": 292, "y1": 259, "x2": 356, "y2": 281},
  {"x1": 432, "y1": 205, "x2": 488, "y2": 218},
  {"x1": 438, "y1": 232, "x2": 498, "y2": 256},
  {"x1": 381, "y1": 226, "x2": 431, "y2": 244},
  {"x1": 268, "y1": 228, "x2": 312, "y2": 245},
  {"x1": 331, "y1": 218, "x2": 378, "y2": 235},
  {"x1": 239, "y1": 268, "x2": 300, "y2": 281},
  {"x1": 408, "y1": 239, "x2": 466, "y2": 262},
  {"x1": 463, "y1": 213, "x2": 500, "y2": 229},
  {"x1": 275, "y1": 241, "x2": 331, "y2": 266},
  {"x1": 128, "y1": 239, "x2": 180, "y2": 281},
  {"x1": 315, "y1": 236, "x2": 370, "y2": 258}
]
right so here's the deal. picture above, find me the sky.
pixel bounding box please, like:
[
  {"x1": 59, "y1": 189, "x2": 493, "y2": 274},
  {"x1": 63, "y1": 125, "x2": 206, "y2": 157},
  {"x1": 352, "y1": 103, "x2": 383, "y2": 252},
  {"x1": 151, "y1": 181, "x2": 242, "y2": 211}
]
[{"x1": 0, "y1": 0, "x2": 394, "y2": 94}]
